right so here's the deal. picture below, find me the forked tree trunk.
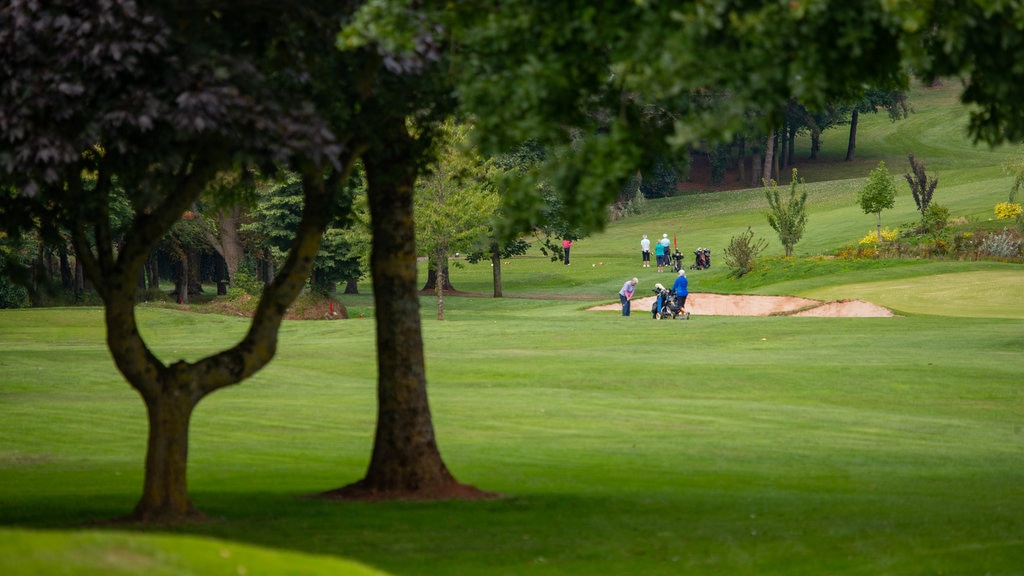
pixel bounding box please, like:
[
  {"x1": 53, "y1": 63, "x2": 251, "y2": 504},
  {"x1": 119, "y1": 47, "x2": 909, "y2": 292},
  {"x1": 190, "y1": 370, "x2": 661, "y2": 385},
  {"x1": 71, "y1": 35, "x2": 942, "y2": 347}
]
[{"x1": 72, "y1": 157, "x2": 350, "y2": 523}]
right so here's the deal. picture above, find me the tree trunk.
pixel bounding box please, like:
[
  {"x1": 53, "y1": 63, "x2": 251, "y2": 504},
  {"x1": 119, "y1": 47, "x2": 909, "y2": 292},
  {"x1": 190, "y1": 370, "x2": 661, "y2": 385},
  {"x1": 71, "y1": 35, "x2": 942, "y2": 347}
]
[
  {"x1": 146, "y1": 254, "x2": 159, "y2": 291},
  {"x1": 75, "y1": 257, "x2": 85, "y2": 296},
  {"x1": 750, "y1": 150, "x2": 762, "y2": 187},
  {"x1": 737, "y1": 137, "x2": 746, "y2": 184},
  {"x1": 809, "y1": 128, "x2": 821, "y2": 160},
  {"x1": 787, "y1": 123, "x2": 797, "y2": 168},
  {"x1": 187, "y1": 250, "x2": 202, "y2": 295},
  {"x1": 772, "y1": 130, "x2": 781, "y2": 181},
  {"x1": 344, "y1": 279, "x2": 359, "y2": 294},
  {"x1": 846, "y1": 109, "x2": 859, "y2": 161},
  {"x1": 219, "y1": 207, "x2": 244, "y2": 285},
  {"x1": 762, "y1": 130, "x2": 775, "y2": 184},
  {"x1": 200, "y1": 206, "x2": 245, "y2": 285},
  {"x1": 421, "y1": 266, "x2": 455, "y2": 292},
  {"x1": 176, "y1": 256, "x2": 189, "y2": 304},
  {"x1": 133, "y1": 375, "x2": 200, "y2": 521},
  {"x1": 435, "y1": 253, "x2": 446, "y2": 321},
  {"x1": 331, "y1": 116, "x2": 476, "y2": 499},
  {"x1": 59, "y1": 245, "x2": 74, "y2": 292},
  {"x1": 491, "y1": 246, "x2": 503, "y2": 298}
]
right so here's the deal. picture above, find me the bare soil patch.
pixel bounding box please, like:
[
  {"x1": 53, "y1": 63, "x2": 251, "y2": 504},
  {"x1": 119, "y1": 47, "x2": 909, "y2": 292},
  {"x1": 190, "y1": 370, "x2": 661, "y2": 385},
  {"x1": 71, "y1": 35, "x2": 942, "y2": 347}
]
[{"x1": 588, "y1": 293, "x2": 895, "y2": 317}]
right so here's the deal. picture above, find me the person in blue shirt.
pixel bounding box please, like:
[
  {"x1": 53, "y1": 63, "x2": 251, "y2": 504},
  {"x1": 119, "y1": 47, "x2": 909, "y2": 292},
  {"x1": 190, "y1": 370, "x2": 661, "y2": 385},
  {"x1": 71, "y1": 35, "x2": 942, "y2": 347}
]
[{"x1": 671, "y1": 268, "x2": 691, "y2": 320}]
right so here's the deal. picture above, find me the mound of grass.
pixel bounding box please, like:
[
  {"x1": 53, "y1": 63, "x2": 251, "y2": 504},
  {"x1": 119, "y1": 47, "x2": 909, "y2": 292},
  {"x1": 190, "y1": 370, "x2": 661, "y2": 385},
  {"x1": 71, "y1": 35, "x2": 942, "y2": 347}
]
[{"x1": 0, "y1": 528, "x2": 388, "y2": 576}]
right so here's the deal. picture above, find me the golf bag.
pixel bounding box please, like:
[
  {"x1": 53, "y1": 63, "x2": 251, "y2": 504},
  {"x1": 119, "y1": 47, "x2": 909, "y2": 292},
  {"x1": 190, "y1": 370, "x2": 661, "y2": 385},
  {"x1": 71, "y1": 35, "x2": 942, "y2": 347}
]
[
  {"x1": 691, "y1": 247, "x2": 711, "y2": 270},
  {"x1": 671, "y1": 249, "x2": 685, "y2": 272},
  {"x1": 651, "y1": 284, "x2": 684, "y2": 319}
]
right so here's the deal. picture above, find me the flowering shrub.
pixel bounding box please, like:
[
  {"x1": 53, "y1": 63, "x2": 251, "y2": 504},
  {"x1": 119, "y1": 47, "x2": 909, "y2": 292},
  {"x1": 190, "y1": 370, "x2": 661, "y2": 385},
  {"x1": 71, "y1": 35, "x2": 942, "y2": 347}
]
[
  {"x1": 858, "y1": 227, "x2": 900, "y2": 245},
  {"x1": 995, "y1": 202, "x2": 1023, "y2": 220},
  {"x1": 836, "y1": 245, "x2": 878, "y2": 259}
]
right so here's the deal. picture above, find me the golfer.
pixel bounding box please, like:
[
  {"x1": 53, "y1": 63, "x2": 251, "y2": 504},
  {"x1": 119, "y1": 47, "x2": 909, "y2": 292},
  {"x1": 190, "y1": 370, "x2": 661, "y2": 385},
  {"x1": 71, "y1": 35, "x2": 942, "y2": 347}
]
[
  {"x1": 672, "y1": 268, "x2": 690, "y2": 320},
  {"x1": 619, "y1": 277, "x2": 638, "y2": 316}
]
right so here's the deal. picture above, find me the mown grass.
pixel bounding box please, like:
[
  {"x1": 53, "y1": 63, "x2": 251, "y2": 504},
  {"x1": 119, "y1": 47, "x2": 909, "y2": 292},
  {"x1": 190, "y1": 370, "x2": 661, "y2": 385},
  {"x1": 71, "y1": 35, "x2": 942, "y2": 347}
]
[
  {"x1": 1, "y1": 81, "x2": 1023, "y2": 575},
  {"x1": 1, "y1": 304, "x2": 1022, "y2": 575}
]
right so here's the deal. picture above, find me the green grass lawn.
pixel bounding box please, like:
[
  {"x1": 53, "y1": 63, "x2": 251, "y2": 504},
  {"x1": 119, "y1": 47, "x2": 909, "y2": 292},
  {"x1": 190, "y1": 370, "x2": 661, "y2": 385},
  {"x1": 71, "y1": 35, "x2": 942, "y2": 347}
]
[{"x1": 2, "y1": 82, "x2": 1023, "y2": 575}]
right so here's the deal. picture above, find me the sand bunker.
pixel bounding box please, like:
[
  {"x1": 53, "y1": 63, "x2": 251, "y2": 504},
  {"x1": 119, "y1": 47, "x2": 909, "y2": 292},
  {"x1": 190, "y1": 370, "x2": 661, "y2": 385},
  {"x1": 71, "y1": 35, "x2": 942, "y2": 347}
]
[{"x1": 588, "y1": 293, "x2": 895, "y2": 317}]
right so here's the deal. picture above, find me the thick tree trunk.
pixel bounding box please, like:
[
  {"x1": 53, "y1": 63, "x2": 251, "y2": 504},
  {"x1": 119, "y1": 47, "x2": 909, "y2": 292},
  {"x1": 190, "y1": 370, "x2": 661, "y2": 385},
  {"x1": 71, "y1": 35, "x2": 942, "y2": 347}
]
[
  {"x1": 200, "y1": 206, "x2": 245, "y2": 286},
  {"x1": 344, "y1": 279, "x2": 359, "y2": 294},
  {"x1": 846, "y1": 109, "x2": 859, "y2": 161},
  {"x1": 133, "y1": 376, "x2": 200, "y2": 521},
  {"x1": 330, "y1": 117, "x2": 483, "y2": 500},
  {"x1": 491, "y1": 247, "x2": 503, "y2": 298},
  {"x1": 421, "y1": 267, "x2": 455, "y2": 292}
]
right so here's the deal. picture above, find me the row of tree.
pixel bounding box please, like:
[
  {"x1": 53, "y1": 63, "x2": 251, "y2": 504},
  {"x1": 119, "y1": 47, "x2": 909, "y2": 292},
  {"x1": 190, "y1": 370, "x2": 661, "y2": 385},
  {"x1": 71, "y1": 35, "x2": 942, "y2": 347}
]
[{"x1": 4, "y1": 0, "x2": 1024, "y2": 524}]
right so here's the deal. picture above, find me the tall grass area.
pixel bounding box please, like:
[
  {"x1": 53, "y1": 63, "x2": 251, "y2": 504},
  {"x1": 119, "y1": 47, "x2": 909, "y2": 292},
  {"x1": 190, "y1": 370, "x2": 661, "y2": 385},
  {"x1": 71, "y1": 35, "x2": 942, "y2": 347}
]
[{"x1": 1, "y1": 82, "x2": 1023, "y2": 575}]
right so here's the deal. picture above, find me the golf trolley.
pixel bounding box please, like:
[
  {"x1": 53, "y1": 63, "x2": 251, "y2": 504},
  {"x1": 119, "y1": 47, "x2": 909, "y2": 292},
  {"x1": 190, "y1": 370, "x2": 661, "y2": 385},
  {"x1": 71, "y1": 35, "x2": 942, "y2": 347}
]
[
  {"x1": 691, "y1": 247, "x2": 711, "y2": 270},
  {"x1": 670, "y1": 249, "x2": 686, "y2": 273},
  {"x1": 651, "y1": 284, "x2": 685, "y2": 320}
]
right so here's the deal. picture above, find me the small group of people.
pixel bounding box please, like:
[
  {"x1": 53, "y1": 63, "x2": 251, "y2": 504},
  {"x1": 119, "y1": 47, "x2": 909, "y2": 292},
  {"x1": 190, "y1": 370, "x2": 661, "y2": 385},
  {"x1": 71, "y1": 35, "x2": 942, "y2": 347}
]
[
  {"x1": 618, "y1": 268, "x2": 689, "y2": 318},
  {"x1": 641, "y1": 233, "x2": 675, "y2": 272}
]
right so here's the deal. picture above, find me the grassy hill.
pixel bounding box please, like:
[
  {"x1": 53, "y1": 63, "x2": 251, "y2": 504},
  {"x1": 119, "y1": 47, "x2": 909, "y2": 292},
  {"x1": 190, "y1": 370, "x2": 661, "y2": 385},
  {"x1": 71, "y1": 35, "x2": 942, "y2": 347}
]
[{"x1": 420, "y1": 81, "x2": 1022, "y2": 317}]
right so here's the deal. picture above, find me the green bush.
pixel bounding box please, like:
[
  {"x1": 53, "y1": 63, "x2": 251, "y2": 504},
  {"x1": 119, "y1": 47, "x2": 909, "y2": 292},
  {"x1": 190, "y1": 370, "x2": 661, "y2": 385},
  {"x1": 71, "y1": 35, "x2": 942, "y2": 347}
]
[
  {"x1": 232, "y1": 266, "x2": 264, "y2": 297},
  {"x1": 723, "y1": 227, "x2": 767, "y2": 278}
]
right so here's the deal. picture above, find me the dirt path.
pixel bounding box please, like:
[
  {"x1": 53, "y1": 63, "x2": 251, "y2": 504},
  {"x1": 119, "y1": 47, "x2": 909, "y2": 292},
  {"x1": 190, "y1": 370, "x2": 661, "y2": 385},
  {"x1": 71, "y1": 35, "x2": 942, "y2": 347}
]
[{"x1": 587, "y1": 293, "x2": 895, "y2": 317}]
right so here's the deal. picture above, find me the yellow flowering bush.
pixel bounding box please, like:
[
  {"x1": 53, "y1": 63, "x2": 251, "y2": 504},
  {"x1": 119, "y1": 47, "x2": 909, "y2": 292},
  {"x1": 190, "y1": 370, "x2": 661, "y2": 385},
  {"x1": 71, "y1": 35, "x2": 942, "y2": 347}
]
[
  {"x1": 857, "y1": 227, "x2": 900, "y2": 245},
  {"x1": 995, "y1": 202, "x2": 1023, "y2": 219}
]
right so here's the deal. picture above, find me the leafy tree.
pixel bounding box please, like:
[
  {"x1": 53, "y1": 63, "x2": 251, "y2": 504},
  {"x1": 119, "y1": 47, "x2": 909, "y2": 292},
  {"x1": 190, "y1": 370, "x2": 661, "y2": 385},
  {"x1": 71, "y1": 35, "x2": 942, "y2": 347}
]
[
  {"x1": 846, "y1": 89, "x2": 910, "y2": 161},
  {"x1": 763, "y1": 169, "x2": 808, "y2": 257},
  {"x1": 858, "y1": 161, "x2": 899, "y2": 242},
  {"x1": 245, "y1": 174, "x2": 362, "y2": 297},
  {"x1": 325, "y1": 9, "x2": 492, "y2": 501},
  {"x1": 415, "y1": 120, "x2": 500, "y2": 319},
  {"x1": 0, "y1": 0, "x2": 359, "y2": 522},
  {"x1": 904, "y1": 153, "x2": 938, "y2": 219}
]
